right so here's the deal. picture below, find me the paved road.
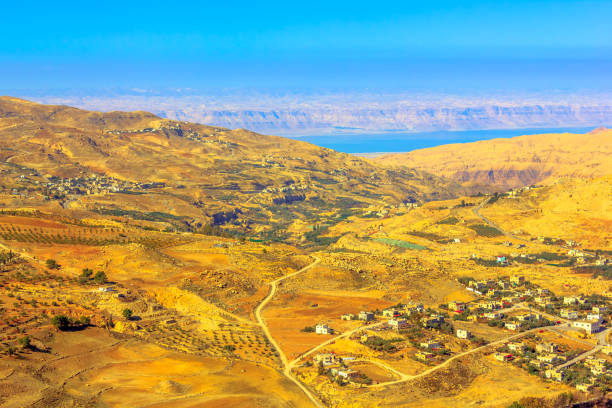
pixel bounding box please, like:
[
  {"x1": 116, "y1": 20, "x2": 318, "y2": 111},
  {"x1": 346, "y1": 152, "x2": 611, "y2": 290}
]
[{"x1": 254, "y1": 257, "x2": 325, "y2": 408}]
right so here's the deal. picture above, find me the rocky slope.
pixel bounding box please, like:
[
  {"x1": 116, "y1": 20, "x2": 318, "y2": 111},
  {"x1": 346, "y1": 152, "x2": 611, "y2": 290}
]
[{"x1": 377, "y1": 128, "x2": 612, "y2": 193}]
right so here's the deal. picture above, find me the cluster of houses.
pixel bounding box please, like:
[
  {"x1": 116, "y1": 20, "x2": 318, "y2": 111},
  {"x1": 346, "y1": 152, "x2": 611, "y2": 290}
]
[
  {"x1": 340, "y1": 303, "x2": 426, "y2": 333},
  {"x1": 458, "y1": 276, "x2": 611, "y2": 335},
  {"x1": 494, "y1": 339, "x2": 612, "y2": 392},
  {"x1": 104, "y1": 124, "x2": 204, "y2": 141},
  {"x1": 460, "y1": 276, "x2": 612, "y2": 392},
  {"x1": 572, "y1": 355, "x2": 612, "y2": 391},
  {"x1": 5, "y1": 170, "x2": 167, "y2": 200},
  {"x1": 313, "y1": 353, "x2": 364, "y2": 384},
  {"x1": 415, "y1": 339, "x2": 444, "y2": 361},
  {"x1": 567, "y1": 249, "x2": 595, "y2": 264},
  {"x1": 495, "y1": 342, "x2": 570, "y2": 374},
  {"x1": 41, "y1": 175, "x2": 165, "y2": 198},
  {"x1": 505, "y1": 186, "x2": 534, "y2": 199}
]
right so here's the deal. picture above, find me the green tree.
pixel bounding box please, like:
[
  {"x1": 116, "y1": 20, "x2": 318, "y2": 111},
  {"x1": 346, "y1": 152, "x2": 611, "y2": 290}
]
[
  {"x1": 122, "y1": 308, "x2": 133, "y2": 320},
  {"x1": 93, "y1": 271, "x2": 107, "y2": 284}
]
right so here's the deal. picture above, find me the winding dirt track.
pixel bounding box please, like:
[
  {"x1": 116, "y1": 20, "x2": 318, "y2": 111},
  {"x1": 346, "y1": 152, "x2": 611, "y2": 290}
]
[
  {"x1": 254, "y1": 196, "x2": 606, "y2": 401},
  {"x1": 254, "y1": 256, "x2": 325, "y2": 408}
]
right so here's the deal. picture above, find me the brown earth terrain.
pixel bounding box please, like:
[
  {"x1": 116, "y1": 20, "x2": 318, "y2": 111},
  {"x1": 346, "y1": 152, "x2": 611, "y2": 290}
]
[{"x1": 1, "y1": 98, "x2": 611, "y2": 408}]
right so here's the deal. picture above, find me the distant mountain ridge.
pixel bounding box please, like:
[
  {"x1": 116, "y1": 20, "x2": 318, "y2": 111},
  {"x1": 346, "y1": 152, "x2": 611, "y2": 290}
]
[
  {"x1": 21, "y1": 92, "x2": 612, "y2": 136},
  {"x1": 193, "y1": 104, "x2": 612, "y2": 135},
  {"x1": 376, "y1": 128, "x2": 612, "y2": 193}
]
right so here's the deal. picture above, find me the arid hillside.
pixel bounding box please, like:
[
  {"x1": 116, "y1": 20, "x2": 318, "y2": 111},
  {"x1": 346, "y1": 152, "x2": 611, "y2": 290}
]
[
  {"x1": 479, "y1": 175, "x2": 612, "y2": 250},
  {"x1": 0, "y1": 96, "x2": 463, "y2": 243},
  {"x1": 377, "y1": 128, "x2": 612, "y2": 193},
  {"x1": 3, "y1": 97, "x2": 612, "y2": 408}
]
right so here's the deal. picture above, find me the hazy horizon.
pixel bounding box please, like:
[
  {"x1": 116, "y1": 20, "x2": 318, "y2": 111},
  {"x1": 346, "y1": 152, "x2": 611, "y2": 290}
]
[{"x1": 2, "y1": 1, "x2": 611, "y2": 141}]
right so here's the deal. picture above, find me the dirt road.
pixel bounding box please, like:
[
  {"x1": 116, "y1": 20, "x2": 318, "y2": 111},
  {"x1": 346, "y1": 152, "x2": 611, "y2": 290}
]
[{"x1": 254, "y1": 256, "x2": 325, "y2": 408}]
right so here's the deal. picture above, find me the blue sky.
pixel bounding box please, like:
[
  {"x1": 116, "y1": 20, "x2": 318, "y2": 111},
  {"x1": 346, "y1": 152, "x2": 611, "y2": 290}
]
[{"x1": 1, "y1": 0, "x2": 611, "y2": 90}]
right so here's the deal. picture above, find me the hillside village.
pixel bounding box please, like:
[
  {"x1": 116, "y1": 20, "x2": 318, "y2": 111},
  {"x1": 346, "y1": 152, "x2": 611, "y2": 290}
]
[{"x1": 291, "y1": 273, "x2": 612, "y2": 394}]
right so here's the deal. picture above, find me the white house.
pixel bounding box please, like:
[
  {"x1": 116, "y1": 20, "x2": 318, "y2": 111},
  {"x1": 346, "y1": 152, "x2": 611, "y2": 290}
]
[
  {"x1": 358, "y1": 311, "x2": 375, "y2": 321},
  {"x1": 456, "y1": 329, "x2": 470, "y2": 339},
  {"x1": 560, "y1": 309, "x2": 579, "y2": 320},
  {"x1": 420, "y1": 340, "x2": 442, "y2": 350},
  {"x1": 315, "y1": 324, "x2": 333, "y2": 335},
  {"x1": 587, "y1": 313, "x2": 602, "y2": 322},
  {"x1": 505, "y1": 322, "x2": 523, "y2": 331},
  {"x1": 382, "y1": 308, "x2": 401, "y2": 318},
  {"x1": 593, "y1": 306, "x2": 609, "y2": 314},
  {"x1": 484, "y1": 311, "x2": 504, "y2": 320},
  {"x1": 564, "y1": 296, "x2": 579, "y2": 305},
  {"x1": 388, "y1": 318, "x2": 409, "y2": 331},
  {"x1": 508, "y1": 342, "x2": 527, "y2": 353},
  {"x1": 573, "y1": 320, "x2": 601, "y2": 334},
  {"x1": 448, "y1": 301, "x2": 465, "y2": 312}
]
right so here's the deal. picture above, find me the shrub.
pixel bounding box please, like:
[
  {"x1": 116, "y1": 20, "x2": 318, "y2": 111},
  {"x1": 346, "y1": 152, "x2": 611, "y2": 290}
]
[
  {"x1": 457, "y1": 276, "x2": 475, "y2": 286},
  {"x1": 18, "y1": 335, "x2": 31, "y2": 349},
  {"x1": 46, "y1": 259, "x2": 60, "y2": 270},
  {"x1": 122, "y1": 309, "x2": 133, "y2": 320},
  {"x1": 78, "y1": 316, "x2": 91, "y2": 326},
  {"x1": 51, "y1": 314, "x2": 70, "y2": 330}
]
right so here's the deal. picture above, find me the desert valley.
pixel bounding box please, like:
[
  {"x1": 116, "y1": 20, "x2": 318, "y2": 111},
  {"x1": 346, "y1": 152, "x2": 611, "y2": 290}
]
[{"x1": 0, "y1": 97, "x2": 609, "y2": 408}]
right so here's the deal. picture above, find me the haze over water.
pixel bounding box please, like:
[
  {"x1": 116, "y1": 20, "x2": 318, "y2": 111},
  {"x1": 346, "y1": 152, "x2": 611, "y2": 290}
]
[{"x1": 290, "y1": 126, "x2": 601, "y2": 154}]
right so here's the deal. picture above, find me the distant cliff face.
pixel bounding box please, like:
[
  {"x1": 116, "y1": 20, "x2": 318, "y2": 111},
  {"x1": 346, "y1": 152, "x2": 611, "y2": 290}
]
[
  {"x1": 22, "y1": 93, "x2": 612, "y2": 136},
  {"x1": 376, "y1": 128, "x2": 612, "y2": 193},
  {"x1": 193, "y1": 104, "x2": 612, "y2": 135}
]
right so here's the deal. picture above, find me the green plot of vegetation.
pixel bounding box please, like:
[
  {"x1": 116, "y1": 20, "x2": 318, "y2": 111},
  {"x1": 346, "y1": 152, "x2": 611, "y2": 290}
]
[
  {"x1": 407, "y1": 231, "x2": 445, "y2": 242},
  {"x1": 574, "y1": 265, "x2": 612, "y2": 279},
  {"x1": 468, "y1": 224, "x2": 504, "y2": 237},
  {"x1": 373, "y1": 238, "x2": 427, "y2": 250},
  {"x1": 437, "y1": 216, "x2": 459, "y2": 225},
  {"x1": 96, "y1": 208, "x2": 184, "y2": 222}
]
